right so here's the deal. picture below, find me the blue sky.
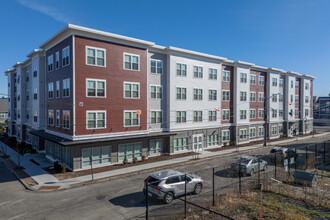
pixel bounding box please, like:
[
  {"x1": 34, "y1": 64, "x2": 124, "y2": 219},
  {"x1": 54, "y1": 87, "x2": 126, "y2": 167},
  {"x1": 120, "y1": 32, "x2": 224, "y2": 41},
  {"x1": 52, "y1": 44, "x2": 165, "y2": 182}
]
[{"x1": 0, "y1": 0, "x2": 329, "y2": 96}]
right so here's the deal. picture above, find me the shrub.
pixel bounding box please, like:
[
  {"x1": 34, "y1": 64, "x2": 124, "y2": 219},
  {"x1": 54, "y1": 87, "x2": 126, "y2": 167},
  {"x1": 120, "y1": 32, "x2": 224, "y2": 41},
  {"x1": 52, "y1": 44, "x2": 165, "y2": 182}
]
[
  {"x1": 123, "y1": 157, "x2": 128, "y2": 165},
  {"x1": 132, "y1": 157, "x2": 138, "y2": 163},
  {"x1": 223, "y1": 142, "x2": 228, "y2": 147},
  {"x1": 142, "y1": 155, "x2": 147, "y2": 161},
  {"x1": 232, "y1": 141, "x2": 236, "y2": 146},
  {"x1": 54, "y1": 161, "x2": 61, "y2": 172},
  {"x1": 60, "y1": 165, "x2": 66, "y2": 173}
]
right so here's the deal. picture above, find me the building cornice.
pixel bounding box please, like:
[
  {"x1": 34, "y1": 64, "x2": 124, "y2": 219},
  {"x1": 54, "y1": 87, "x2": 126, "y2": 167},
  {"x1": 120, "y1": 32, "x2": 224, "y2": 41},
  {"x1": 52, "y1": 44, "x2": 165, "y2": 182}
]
[{"x1": 166, "y1": 46, "x2": 227, "y2": 62}]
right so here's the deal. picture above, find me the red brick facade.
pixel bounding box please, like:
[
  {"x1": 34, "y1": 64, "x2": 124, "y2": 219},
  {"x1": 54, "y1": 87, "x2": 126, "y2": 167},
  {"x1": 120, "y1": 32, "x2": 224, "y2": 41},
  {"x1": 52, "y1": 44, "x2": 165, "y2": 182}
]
[
  {"x1": 221, "y1": 65, "x2": 234, "y2": 123},
  {"x1": 249, "y1": 69, "x2": 266, "y2": 122}
]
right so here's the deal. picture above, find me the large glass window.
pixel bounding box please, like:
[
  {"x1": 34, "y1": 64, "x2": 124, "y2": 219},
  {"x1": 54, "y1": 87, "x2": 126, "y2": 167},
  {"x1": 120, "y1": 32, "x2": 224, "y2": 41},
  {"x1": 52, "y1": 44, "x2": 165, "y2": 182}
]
[
  {"x1": 63, "y1": 110, "x2": 70, "y2": 129},
  {"x1": 124, "y1": 53, "x2": 139, "y2": 70},
  {"x1": 62, "y1": 46, "x2": 70, "y2": 67},
  {"x1": 87, "y1": 111, "x2": 106, "y2": 129},
  {"x1": 124, "y1": 82, "x2": 139, "y2": 98},
  {"x1": 222, "y1": 130, "x2": 230, "y2": 142},
  {"x1": 55, "y1": 52, "x2": 60, "y2": 69},
  {"x1": 48, "y1": 110, "x2": 54, "y2": 126},
  {"x1": 118, "y1": 143, "x2": 142, "y2": 161},
  {"x1": 207, "y1": 134, "x2": 219, "y2": 147},
  {"x1": 174, "y1": 137, "x2": 188, "y2": 152},
  {"x1": 150, "y1": 59, "x2": 162, "y2": 74},
  {"x1": 82, "y1": 146, "x2": 111, "y2": 167},
  {"x1": 87, "y1": 79, "x2": 105, "y2": 97},
  {"x1": 47, "y1": 55, "x2": 53, "y2": 72},
  {"x1": 63, "y1": 79, "x2": 70, "y2": 97},
  {"x1": 149, "y1": 139, "x2": 162, "y2": 156},
  {"x1": 239, "y1": 129, "x2": 247, "y2": 139},
  {"x1": 48, "y1": 82, "x2": 54, "y2": 99},
  {"x1": 86, "y1": 47, "x2": 105, "y2": 67},
  {"x1": 124, "y1": 111, "x2": 139, "y2": 126}
]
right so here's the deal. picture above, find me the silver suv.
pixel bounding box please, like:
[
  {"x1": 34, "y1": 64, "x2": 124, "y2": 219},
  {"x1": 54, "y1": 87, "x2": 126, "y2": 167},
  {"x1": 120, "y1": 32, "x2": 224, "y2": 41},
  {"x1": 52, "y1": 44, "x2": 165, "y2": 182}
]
[{"x1": 143, "y1": 169, "x2": 203, "y2": 204}]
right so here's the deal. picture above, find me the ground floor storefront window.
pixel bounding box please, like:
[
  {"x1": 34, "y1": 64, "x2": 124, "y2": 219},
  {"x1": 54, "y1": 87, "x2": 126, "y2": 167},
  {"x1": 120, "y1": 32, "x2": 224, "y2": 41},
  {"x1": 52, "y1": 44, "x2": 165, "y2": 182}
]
[
  {"x1": 82, "y1": 146, "x2": 111, "y2": 168},
  {"x1": 118, "y1": 142, "x2": 142, "y2": 162},
  {"x1": 45, "y1": 140, "x2": 72, "y2": 169},
  {"x1": 174, "y1": 137, "x2": 188, "y2": 152},
  {"x1": 149, "y1": 139, "x2": 162, "y2": 156},
  {"x1": 207, "y1": 134, "x2": 219, "y2": 147}
]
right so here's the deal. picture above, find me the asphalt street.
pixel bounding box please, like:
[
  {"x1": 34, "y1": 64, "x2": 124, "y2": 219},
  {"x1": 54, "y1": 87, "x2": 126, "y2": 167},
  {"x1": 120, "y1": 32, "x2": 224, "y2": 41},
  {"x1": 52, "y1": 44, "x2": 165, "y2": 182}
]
[{"x1": 0, "y1": 134, "x2": 329, "y2": 220}]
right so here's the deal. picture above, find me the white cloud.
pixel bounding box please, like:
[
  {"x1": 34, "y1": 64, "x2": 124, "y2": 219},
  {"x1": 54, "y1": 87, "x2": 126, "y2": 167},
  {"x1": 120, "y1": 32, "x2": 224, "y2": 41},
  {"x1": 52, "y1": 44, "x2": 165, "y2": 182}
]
[{"x1": 15, "y1": 0, "x2": 74, "y2": 23}]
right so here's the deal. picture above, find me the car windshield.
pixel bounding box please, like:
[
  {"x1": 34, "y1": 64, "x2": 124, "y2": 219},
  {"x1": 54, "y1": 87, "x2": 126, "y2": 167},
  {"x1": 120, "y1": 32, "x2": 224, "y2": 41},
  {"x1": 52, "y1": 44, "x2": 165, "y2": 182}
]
[{"x1": 146, "y1": 176, "x2": 161, "y2": 186}]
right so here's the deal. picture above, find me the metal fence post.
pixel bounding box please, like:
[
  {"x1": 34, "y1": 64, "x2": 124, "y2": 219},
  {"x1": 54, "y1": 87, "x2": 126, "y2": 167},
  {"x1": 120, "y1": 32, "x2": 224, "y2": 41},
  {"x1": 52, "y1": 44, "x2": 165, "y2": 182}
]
[
  {"x1": 185, "y1": 174, "x2": 187, "y2": 219},
  {"x1": 295, "y1": 147, "x2": 297, "y2": 171},
  {"x1": 274, "y1": 153, "x2": 277, "y2": 179},
  {"x1": 324, "y1": 141, "x2": 326, "y2": 168},
  {"x1": 213, "y1": 168, "x2": 215, "y2": 206},
  {"x1": 89, "y1": 156, "x2": 94, "y2": 181},
  {"x1": 315, "y1": 144, "x2": 318, "y2": 165},
  {"x1": 258, "y1": 159, "x2": 260, "y2": 185},
  {"x1": 238, "y1": 162, "x2": 241, "y2": 194},
  {"x1": 145, "y1": 182, "x2": 148, "y2": 220},
  {"x1": 305, "y1": 146, "x2": 308, "y2": 170}
]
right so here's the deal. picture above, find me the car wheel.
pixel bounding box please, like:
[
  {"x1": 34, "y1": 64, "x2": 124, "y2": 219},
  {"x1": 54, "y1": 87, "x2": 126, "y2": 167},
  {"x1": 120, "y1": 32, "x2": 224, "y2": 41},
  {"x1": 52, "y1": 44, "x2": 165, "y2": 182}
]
[
  {"x1": 164, "y1": 192, "x2": 174, "y2": 204},
  {"x1": 193, "y1": 184, "x2": 202, "y2": 195},
  {"x1": 263, "y1": 164, "x2": 267, "y2": 171},
  {"x1": 249, "y1": 169, "x2": 254, "y2": 176}
]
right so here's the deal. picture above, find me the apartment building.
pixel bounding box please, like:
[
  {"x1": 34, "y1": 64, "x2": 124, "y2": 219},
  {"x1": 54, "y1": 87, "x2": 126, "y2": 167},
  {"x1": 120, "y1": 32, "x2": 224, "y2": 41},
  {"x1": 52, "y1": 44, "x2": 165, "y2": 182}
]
[{"x1": 5, "y1": 24, "x2": 315, "y2": 171}]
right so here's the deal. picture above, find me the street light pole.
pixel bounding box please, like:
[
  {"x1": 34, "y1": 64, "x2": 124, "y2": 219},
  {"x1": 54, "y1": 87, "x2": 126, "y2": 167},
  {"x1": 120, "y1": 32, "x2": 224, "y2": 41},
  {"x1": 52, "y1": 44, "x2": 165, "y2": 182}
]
[{"x1": 263, "y1": 97, "x2": 268, "y2": 146}]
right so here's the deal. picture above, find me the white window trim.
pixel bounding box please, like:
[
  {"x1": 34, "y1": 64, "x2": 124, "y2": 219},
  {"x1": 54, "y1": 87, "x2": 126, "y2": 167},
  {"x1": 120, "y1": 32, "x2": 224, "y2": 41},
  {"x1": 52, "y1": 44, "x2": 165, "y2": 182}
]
[
  {"x1": 85, "y1": 46, "x2": 106, "y2": 67},
  {"x1": 48, "y1": 82, "x2": 54, "y2": 99},
  {"x1": 258, "y1": 76, "x2": 265, "y2": 86},
  {"x1": 239, "y1": 128, "x2": 247, "y2": 139},
  {"x1": 208, "y1": 88, "x2": 217, "y2": 101},
  {"x1": 48, "y1": 55, "x2": 54, "y2": 72},
  {"x1": 63, "y1": 78, "x2": 70, "y2": 98},
  {"x1": 55, "y1": 51, "x2": 60, "y2": 70},
  {"x1": 150, "y1": 84, "x2": 162, "y2": 100},
  {"x1": 176, "y1": 86, "x2": 187, "y2": 100},
  {"x1": 193, "y1": 110, "x2": 203, "y2": 123},
  {"x1": 86, "y1": 78, "x2": 107, "y2": 98},
  {"x1": 222, "y1": 70, "x2": 230, "y2": 82},
  {"x1": 123, "y1": 52, "x2": 140, "y2": 71},
  {"x1": 86, "y1": 110, "x2": 107, "y2": 130},
  {"x1": 250, "y1": 92, "x2": 256, "y2": 102},
  {"x1": 150, "y1": 59, "x2": 163, "y2": 74},
  {"x1": 250, "y1": 127, "x2": 256, "y2": 137},
  {"x1": 193, "y1": 88, "x2": 203, "y2": 101},
  {"x1": 222, "y1": 90, "x2": 230, "y2": 101},
  {"x1": 48, "y1": 109, "x2": 54, "y2": 126},
  {"x1": 272, "y1": 125, "x2": 278, "y2": 135},
  {"x1": 56, "y1": 110, "x2": 60, "y2": 127},
  {"x1": 222, "y1": 130, "x2": 230, "y2": 141},
  {"x1": 63, "y1": 110, "x2": 70, "y2": 129},
  {"x1": 222, "y1": 109, "x2": 230, "y2": 121},
  {"x1": 56, "y1": 81, "x2": 60, "y2": 98},
  {"x1": 193, "y1": 65, "x2": 203, "y2": 78},
  {"x1": 176, "y1": 111, "x2": 187, "y2": 124},
  {"x1": 250, "y1": 74, "x2": 256, "y2": 85},
  {"x1": 150, "y1": 110, "x2": 163, "y2": 124},
  {"x1": 176, "y1": 62, "x2": 188, "y2": 77},
  {"x1": 208, "y1": 68, "x2": 218, "y2": 80},
  {"x1": 240, "y1": 91, "x2": 247, "y2": 102},
  {"x1": 250, "y1": 109, "x2": 256, "y2": 119},
  {"x1": 123, "y1": 110, "x2": 140, "y2": 127},
  {"x1": 62, "y1": 46, "x2": 70, "y2": 67},
  {"x1": 123, "y1": 81, "x2": 140, "y2": 99},
  {"x1": 258, "y1": 109, "x2": 264, "y2": 119},
  {"x1": 258, "y1": 126, "x2": 264, "y2": 136},
  {"x1": 258, "y1": 92, "x2": 264, "y2": 102}
]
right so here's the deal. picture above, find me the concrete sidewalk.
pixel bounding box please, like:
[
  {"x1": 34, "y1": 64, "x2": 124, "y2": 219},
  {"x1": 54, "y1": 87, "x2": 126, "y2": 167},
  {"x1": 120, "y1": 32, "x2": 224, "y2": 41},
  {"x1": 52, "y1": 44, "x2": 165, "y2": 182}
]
[{"x1": 0, "y1": 132, "x2": 328, "y2": 191}]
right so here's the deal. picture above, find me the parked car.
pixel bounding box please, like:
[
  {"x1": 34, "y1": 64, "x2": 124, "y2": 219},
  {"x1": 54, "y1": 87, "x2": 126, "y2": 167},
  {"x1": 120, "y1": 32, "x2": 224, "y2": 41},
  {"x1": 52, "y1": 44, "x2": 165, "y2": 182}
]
[
  {"x1": 231, "y1": 156, "x2": 268, "y2": 176},
  {"x1": 270, "y1": 146, "x2": 298, "y2": 163},
  {"x1": 143, "y1": 169, "x2": 203, "y2": 204}
]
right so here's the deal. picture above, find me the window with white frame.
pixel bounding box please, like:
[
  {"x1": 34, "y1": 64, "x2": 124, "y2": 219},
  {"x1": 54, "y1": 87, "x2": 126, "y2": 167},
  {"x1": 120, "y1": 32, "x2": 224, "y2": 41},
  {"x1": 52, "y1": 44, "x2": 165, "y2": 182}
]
[
  {"x1": 124, "y1": 111, "x2": 139, "y2": 127},
  {"x1": 193, "y1": 89, "x2": 203, "y2": 100},
  {"x1": 176, "y1": 87, "x2": 187, "y2": 100},
  {"x1": 48, "y1": 110, "x2": 54, "y2": 126},
  {"x1": 149, "y1": 139, "x2": 162, "y2": 156},
  {"x1": 56, "y1": 81, "x2": 60, "y2": 98},
  {"x1": 63, "y1": 110, "x2": 70, "y2": 129},
  {"x1": 63, "y1": 79, "x2": 70, "y2": 97},
  {"x1": 47, "y1": 55, "x2": 53, "y2": 72},
  {"x1": 222, "y1": 90, "x2": 230, "y2": 101},
  {"x1": 124, "y1": 53, "x2": 139, "y2": 70},
  {"x1": 62, "y1": 46, "x2": 70, "y2": 67},
  {"x1": 34, "y1": 110, "x2": 38, "y2": 122},
  {"x1": 48, "y1": 82, "x2": 54, "y2": 99},
  {"x1": 272, "y1": 94, "x2": 278, "y2": 102},
  {"x1": 118, "y1": 142, "x2": 142, "y2": 161},
  {"x1": 250, "y1": 109, "x2": 256, "y2": 119},
  {"x1": 250, "y1": 75, "x2": 256, "y2": 85},
  {"x1": 55, "y1": 52, "x2": 60, "y2": 69},
  {"x1": 279, "y1": 79, "x2": 284, "y2": 87},
  {"x1": 86, "y1": 46, "x2": 105, "y2": 67},
  {"x1": 258, "y1": 127, "x2": 264, "y2": 136},
  {"x1": 222, "y1": 110, "x2": 230, "y2": 121},
  {"x1": 222, "y1": 130, "x2": 230, "y2": 142},
  {"x1": 177, "y1": 63, "x2": 187, "y2": 76},
  {"x1": 291, "y1": 95, "x2": 293, "y2": 103},
  {"x1": 258, "y1": 109, "x2": 264, "y2": 119},
  {"x1": 305, "y1": 82, "x2": 309, "y2": 90},
  {"x1": 240, "y1": 110, "x2": 247, "y2": 120},
  {"x1": 240, "y1": 73, "x2": 247, "y2": 83},
  {"x1": 56, "y1": 110, "x2": 60, "y2": 127},
  {"x1": 151, "y1": 111, "x2": 162, "y2": 124},
  {"x1": 279, "y1": 109, "x2": 283, "y2": 117},
  {"x1": 272, "y1": 126, "x2": 277, "y2": 135},
  {"x1": 279, "y1": 94, "x2": 283, "y2": 102},
  {"x1": 295, "y1": 108, "x2": 299, "y2": 117},
  {"x1": 124, "y1": 82, "x2": 139, "y2": 99},
  {"x1": 258, "y1": 76, "x2": 264, "y2": 86},
  {"x1": 295, "y1": 95, "x2": 299, "y2": 103},
  {"x1": 151, "y1": 85, "x2": 162, "y2": 99},
  {"x1": 305, "y1": 109, "x2": 309, "y2": 117},
  {"x1": 207, "y1": 134, "x2": 219, "y2": 147},
  {"x1": 209, "y1": 68, "x2": 217, "y2": 80},
  {"x1": 272, "y1": 78, "x2": 277, "y2": 86},
  {"x1": 193, "y1": 111, "x2": 203, "y2": 122},
  {"x1": 33, "y1": 88, "x2": 38, "y2": 100},
  {"x1": 239, "y1": 129, "x2": 247, "y2": 139},
  {"x1": 176, "y1": 111, "x2": 187, "y2": 123},
  {"x1": 193, "y1": 66, "x2": 203, "y2": 78},
  {"x1": 258, "y1": 92, "x2": 264, "y2": 102},
  {"x1": 295, "y1": 81, "x2": 299, "y2": 89},
  {"x1": 305, "y1": 96, "x2": 309, "y2": 103},
  {"x1": 250, "y1": 92, "x2": 256, "y2": 102},
  {"x1": 174, "y1": 137, "x2": 188, "y2": 152},
  {"x1": 250, "y1": 127, "x2": 256, "y2": 138},
  {"x1": 208, "y1": 111, "x2": 217, "y2": 121},
  {"x1": 222, "y1": 70, "x2": 230, "y2": 82},
  {"x1": 82, "y1": 146, "x2": 111, "y2": 167},
  {"x1": 291, "y1": 80, "x2": 294, "y2": 88},
  {"x1": 87, "y1": 111, "x2": 106, "y2": 129},
  {"x1": 240, "y1": 91, "x2": 247, "y2": 101},
  {"x1": 208, "y1": 89, "x2": 217, "y2": 101},
  {"x1": 272, "y1": 109, "x2": 278, "y2": 118},
  {"x1": 150, "y1": 59, "x2": 162, "y2": 74},
  {"x1": 279, "y1": 125, "x2": 283, "y2": 133},
  {"x1": 86, "y1": 79, "x2": 106, "y2": 97}
]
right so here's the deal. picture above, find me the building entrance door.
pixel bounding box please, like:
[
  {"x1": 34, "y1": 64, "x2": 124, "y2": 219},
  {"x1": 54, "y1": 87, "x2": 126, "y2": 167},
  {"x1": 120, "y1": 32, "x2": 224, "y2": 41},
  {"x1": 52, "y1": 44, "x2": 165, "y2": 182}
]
[{"x1": 193, "y1": 134, "x2": 203, "y2": 152}]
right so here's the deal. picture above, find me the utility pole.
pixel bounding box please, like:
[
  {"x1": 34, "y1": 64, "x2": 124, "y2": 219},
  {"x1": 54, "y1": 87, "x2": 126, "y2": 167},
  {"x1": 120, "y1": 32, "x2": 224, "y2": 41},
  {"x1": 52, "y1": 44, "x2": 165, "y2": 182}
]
[{"x1": 263, "y1": 96, "x2": 268, "y2": 146}]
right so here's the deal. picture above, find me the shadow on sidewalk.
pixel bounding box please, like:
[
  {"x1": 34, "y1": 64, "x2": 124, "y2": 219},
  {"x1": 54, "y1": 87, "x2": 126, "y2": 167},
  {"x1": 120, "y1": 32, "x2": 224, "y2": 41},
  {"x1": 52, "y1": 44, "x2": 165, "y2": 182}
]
[{"x1": 109, "y1": 191, "x2": 163, "y2": 208}]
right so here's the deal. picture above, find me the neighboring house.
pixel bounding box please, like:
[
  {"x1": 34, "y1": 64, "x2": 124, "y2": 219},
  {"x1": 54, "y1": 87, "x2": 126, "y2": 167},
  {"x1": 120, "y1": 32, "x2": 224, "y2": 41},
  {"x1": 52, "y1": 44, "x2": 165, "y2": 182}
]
[
  {"x1": 0, "y1": 97, "x2": 9, "y2": 123},
  {"x1": 313, "y1": 96, "x2": 330, "y2": 125},
  {"x1": 4, "y1": 24, "x2": 315, "y2": 171}
]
